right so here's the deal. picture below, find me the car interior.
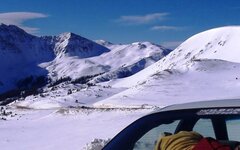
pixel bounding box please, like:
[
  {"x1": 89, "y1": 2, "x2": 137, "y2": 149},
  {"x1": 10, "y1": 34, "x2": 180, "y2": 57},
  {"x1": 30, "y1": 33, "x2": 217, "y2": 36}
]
[
  {"x1": 103, "y1": 108, "x2": 240, "y2": 150},
  {"x1": 134, "y1": 113, "x2": 240, "y2": 150}
]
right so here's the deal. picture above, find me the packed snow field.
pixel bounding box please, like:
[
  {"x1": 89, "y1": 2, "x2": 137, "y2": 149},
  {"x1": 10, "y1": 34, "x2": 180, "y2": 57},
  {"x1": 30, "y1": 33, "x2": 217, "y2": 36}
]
[
  {"x1": 0, "y1": 107, "x2": 151, "y2": 150},
  {"x1": 96, "y1": 59, "x2": 240, "y2": 108},
  {"x1": 2, "y1": 25, "x2": 240, "y2": 149}
]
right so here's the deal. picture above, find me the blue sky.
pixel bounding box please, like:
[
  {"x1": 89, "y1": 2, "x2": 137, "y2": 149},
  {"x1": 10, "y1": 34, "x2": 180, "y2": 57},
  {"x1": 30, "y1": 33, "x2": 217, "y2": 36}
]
[{"x1": 1, "y1": 0, "x2": 240, "y2": 48}]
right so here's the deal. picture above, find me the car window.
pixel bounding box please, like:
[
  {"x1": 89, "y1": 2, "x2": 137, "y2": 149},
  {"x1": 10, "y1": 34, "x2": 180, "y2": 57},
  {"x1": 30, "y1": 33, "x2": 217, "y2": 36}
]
[
  {"x1": 226, "y1": 118, "x2": 240, "y2": 141},
  {"x1": 133, "y1": 120, "x2": 180, "y2": 150},
  {"x1": 193, "y1": 119, "x2": 216, "y2": 138}
]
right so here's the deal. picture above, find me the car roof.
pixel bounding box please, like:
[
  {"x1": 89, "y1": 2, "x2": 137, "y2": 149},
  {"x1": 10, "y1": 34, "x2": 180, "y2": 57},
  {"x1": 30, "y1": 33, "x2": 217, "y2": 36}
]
[{"x1": 156, "y1": 99, "x2": 240, "y2": 112}]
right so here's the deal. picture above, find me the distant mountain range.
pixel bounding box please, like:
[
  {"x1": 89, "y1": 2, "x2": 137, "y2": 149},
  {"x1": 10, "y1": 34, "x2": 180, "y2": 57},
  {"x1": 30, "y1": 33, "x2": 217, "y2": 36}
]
[{"x1": 0, "y1": 24, "x2": 171, "y2": 94}]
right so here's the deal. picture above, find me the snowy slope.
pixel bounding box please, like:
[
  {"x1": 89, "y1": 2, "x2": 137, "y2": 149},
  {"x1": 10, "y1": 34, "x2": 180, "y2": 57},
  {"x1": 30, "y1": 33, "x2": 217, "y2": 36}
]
[
  {"x1": 94, "y1": 26, "x2": 240, "y2": 107},
  {"x1": 41, "y1": 40, "x2": 170, "y2": 81},
  {"x1": 94, "y1": 59, "x2": 240, "y2": 108},
  {"x1": 0, "y1": 24, "x2": 170, "y2": 94},
  {"x1": 95, "y1": 41, "x2": 170, "y2": 70},
  {"x1": 11, "y1": 41, "x2": 170, "y2": 109},
  {"x1": 0, "y1": 24, "x2": 110, "y2": 92},
  {"x1": 113, "y1": 26, "x2": 240, "y2": 87},
  {"x1": 91, "y1": 41, "x2": 171, "y2": 82},
  {"x1": 0, "y1": 24, "x2": 54, "y2": 92},
  {"x1": 0, "y1": 24, "x2": 111, "y2": 93},
  {"x1": 3, "y1": 26, "x2": 240, "y2": 150},
  {"x1": 48, "y1": 33, "x2": 110, "y2": 58}
]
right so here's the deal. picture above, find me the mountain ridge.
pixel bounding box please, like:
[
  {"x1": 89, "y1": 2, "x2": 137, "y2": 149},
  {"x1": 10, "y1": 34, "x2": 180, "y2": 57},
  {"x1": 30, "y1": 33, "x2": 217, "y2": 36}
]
[
  {"x1": 113, "y1": 26, "x2": 240, "y2": 87},
  {"x1": 93, "y1": 26, "x2": 240, "y2": 107},
  {"x1": 0, "y1": 24, "x2": 170, "y2": 95}
]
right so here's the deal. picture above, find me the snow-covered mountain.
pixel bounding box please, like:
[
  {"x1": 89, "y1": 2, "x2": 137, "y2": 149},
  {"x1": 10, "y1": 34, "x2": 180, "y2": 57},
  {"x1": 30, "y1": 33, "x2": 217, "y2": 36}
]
[
  {"x1": 3, "y1": 26, "x2": 240, "y2": 150},
  {"x1": 4, "y1": 24, "x2": 240, "y2": 109},
  {"x1": 0, "y1": 24, "x2": 111, "y2": 93},
  {"x1": 155, "y1": 26, "x2": 240, "y2": 70},
  {"x1": 114, "y1": 26, "x2": 240, "y2": 87},
  {"x1": 47, "y1": 33, "x2": 110, "y2": 58},
  {"x1": 94, "y1": 26, "x2": 240, "y2": 107},
  {"x1": 0, "y1": 24, "x2": 170, "y2": 95},
  {"x1": 43, "y1": 41, "x2": 171, "y2": 82},
  {"x1": 0, "y1": 24, "x2": 54, "y2": 92},
  {"x1": 91, "y1": 41, "x2": 171, "y2": 82}
]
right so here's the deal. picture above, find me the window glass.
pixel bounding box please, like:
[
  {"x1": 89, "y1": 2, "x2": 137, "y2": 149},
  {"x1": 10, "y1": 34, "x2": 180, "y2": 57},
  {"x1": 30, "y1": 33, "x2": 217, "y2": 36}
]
[
  {"x1": 193, "y1": 119, "x2": 216, "y2": 138},
  {"x1": 226, "y1": 118, "x2": 240, "y2": 141},
  {"x1": 133, "y1": 120, "x2": 180, "y2": 150}
]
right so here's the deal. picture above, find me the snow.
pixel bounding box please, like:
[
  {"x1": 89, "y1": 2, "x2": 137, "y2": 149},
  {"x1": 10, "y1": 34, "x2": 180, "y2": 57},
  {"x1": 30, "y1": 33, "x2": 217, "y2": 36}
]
[
  {"x1": 7, "y1": 59, "x2": 240, "y2": 150},
  {"x1": 0, "y1": 108, "x2": 150, "y2": 150},
  {"x1": 2, "y1": 25, "x2": 240, "y2": 150},
  {"x1": 12, "y1": 84, "x2": 126, "y2": 109},
  {"x1": 95, "y1": 59, "x2": 240, "y2": 108},
  {"x1": 53, "y1": 32, "x2": 110, "y2": 58},
  {"x1": 0, "y1": 24, "x2": 170, "y2": 92},
  {"x1": 114, "y1": 26, "x2": 240, "y2": 87},
  {"x1": 0, "y1": 24, "x2": 53, "y2": 92}
]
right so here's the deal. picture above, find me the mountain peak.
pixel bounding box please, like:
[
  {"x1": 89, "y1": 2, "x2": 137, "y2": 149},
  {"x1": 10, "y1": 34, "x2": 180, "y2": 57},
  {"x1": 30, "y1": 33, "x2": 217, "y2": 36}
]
[
  {"x1": 0, "y1": 23, "x2": 36, "y2": 42},
  {"x1": 0, "y1": 24, "x2": 28, "y2": 34},
  {"x1": 53, "y1": 32, "x2": 110, "y2": 58},
  {"x1": 58, "y1": 32, "x2": 79, "y2": 39}
]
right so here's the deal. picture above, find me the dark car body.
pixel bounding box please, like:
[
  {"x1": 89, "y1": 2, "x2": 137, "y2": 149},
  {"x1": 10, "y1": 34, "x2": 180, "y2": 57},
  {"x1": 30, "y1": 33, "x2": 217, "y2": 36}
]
[{"x1": 103, "y1": 99, "x2": 240, "y2": 150}]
